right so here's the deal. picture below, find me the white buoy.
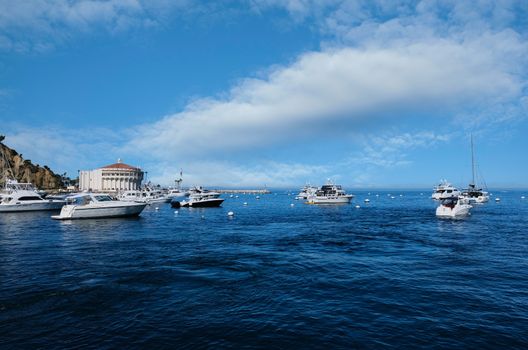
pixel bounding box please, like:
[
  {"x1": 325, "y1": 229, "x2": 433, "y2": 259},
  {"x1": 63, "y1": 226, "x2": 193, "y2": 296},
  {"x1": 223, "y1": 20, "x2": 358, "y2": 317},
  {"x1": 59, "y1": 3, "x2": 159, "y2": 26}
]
[
  {"x1": 364, "y1": 198, "x2": 370, "y2": 203},
  {"x1": 227, "y1": 211, "x2": 234, "y2": 217},
  {"x1": 243, "y1": 202, "x2": 248, "y2": 205},
  {"x1": 391, "y1": 196, "x2": 395, "y2": 199},
  {"x1": 375, "y1": 194, "x2": 379, "y2": 197},
  {"x1": 230, "y1": 194, "x2": 234, "y2": 198},
  {"x1": 495, "y1": 198, "x2": 501, "y2": 202},
  {"x1": 155, "y1": 207, "x2": 159, "y2": 210},
  {"x1": 399, "y1": 194, "x2": 403, "y2": 197},
  {"x1": 201, "y1": 215, "x2": 205, "y2": 219},
  {"x1": 256, "y1": 196, "x2": 260, "y2": 200},
  {"x1": 355, "y1": 205, "x2": 360, "y2": 209},
  {"x1": 235, "y1": 195, "x2": 239, "y2": 198},
  {"x1": 522, "y1": 196, "x2": 525, "y2": 199},
  {"x1": 174, "y1": 210, "x2": 179, "y2": 214},
  {"x1": 290, "y1": 203, "x2": 294, "y2": 207}
]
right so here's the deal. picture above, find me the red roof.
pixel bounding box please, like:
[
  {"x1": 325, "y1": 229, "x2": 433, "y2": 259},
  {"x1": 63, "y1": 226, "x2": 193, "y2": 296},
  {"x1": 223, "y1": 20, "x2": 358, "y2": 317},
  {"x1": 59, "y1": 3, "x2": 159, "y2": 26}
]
[{"x1": 101, "y1": 162, "x2": 139, "y2": 170}]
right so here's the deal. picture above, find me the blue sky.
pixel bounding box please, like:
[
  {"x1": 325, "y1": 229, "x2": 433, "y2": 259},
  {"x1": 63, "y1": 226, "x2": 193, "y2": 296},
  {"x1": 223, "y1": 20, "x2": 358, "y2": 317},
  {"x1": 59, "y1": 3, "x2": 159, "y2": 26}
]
[{"x1": 1, "y1": 0, "x2": 527, "y2": 188}]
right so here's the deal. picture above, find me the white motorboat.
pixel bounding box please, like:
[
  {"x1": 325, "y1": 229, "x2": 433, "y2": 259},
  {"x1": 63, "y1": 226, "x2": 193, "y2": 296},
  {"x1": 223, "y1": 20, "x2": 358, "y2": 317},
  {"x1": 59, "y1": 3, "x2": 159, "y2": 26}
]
[
  {"x1": 0, "y1": 179, "x2": 65, "y2": 212},
  {"x1": 306, "y1": 182, "x2": 353, "y2": 204},
  {"x1": 171, "y1": 188, "x2": 224, "y2": 208},
  {"x1": 52, "y1": 193, "x2": 147, "y2": 220},
  {"x1": 167, "y1": 188, "x2": 189, "y2": 200},
  {"x1": 431, "y1": 180, "x2": 460, "y2": 200},
  {"x1": 459, "y1": 135, "x2": 489, "y2": 204},
  {"x1": 295, "y1": 184, "x2": 318, "y2": 200},
  {"x1": 167, "y1": 172, "x2": 188, "y2": 200},
  {"x1": 118, "y1": 187, "x2": 168, "y2": 204},
  {"x1": 436, "y1": 197, "x2": 472, "y2": 218}
]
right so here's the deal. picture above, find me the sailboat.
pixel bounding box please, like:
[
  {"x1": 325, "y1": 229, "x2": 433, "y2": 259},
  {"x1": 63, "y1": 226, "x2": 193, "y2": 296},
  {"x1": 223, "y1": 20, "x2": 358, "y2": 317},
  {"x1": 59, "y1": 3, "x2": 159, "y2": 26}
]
[{"x1": 460, "y1": 135, "x2": 489, "y2": 204}]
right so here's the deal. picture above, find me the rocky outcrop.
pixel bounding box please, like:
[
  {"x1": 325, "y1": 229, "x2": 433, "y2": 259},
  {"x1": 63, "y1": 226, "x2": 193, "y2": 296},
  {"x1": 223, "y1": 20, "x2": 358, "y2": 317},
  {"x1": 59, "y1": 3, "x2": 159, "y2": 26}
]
[{"x1": 1, "y1": 138, "x2": 65, "y2": 189}]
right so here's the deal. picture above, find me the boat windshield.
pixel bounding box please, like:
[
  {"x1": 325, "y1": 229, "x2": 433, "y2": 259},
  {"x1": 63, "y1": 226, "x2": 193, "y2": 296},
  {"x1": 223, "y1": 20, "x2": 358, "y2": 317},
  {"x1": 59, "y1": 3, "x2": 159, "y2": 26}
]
[
  {"x1": 94, "y1": 195, "x2": 114, "y2": 202},
  {"x1": 441, "y1": 198, "x2": 457, "y2": 206},
  {"x1": 67, "y1": 196, "x2": 92, "y2": 205}
]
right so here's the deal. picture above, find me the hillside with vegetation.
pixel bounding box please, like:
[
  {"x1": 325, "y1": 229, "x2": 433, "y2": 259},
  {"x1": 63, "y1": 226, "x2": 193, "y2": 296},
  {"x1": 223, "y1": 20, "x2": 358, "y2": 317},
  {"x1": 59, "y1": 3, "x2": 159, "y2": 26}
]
[{"x1": 0, "y1": 136, "x2": 65, "y2": 189}]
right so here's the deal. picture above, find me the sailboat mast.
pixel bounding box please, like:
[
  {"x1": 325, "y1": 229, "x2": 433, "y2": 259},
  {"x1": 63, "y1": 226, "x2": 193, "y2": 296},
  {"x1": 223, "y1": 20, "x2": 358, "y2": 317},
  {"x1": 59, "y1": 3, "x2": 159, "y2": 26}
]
[{"x1": 471, "y1": 134, "x2": 475, "y2": 186}]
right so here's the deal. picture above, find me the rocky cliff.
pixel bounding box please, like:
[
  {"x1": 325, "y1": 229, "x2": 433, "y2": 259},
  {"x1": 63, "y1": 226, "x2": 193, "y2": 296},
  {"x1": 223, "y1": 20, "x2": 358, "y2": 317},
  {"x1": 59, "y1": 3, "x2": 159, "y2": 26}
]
[{"x1": 0, "y1": 137, "x2": 65, "y2": 189}]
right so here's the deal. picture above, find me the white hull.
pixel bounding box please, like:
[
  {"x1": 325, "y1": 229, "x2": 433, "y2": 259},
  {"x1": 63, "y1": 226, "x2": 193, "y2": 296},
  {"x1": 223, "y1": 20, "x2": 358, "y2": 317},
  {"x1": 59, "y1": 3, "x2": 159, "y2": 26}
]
[
  {"x1": 52, "y1": 202, "x2": 146, "y2": 220},
  {"x1": 460, "y1": 195, "x2": 489, "y2": 204},
  {"x1": 306, "y1": 195, "x2": 353, "y2": 204},
  {"x1": 137, "y1": 197, "x2": 169, "y2": 204},
  {"x1": 179, "y1": 198, "x2": 224, "y2": 207},
  {"x1": 436, "y1": 204, "x2": 472, "y2": 218},
  {"x1": 0, "y1": 200, "x2": 65, "y2": 212}
]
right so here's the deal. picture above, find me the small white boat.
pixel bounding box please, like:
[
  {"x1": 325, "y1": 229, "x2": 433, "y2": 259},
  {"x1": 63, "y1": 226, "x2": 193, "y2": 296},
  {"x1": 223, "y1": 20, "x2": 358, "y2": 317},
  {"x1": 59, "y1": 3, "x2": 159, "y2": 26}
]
[
  {"x1": 118, "y1": 187, "x2": 168, "y2": 204},
  {"x1": 295, "y1": 184, "x2": 318, "y2": 200},
  {"x1": 166, "y1": 188, "x2": 189, "y2": 200},
  {"x1": 436, "y1": 197, "x2": 472, "y2": 218},
  {"x1": 0, "y1": 180, "x2": 65, "y2": 212},
  {"x1": 171, "y1": 188, "x2": 224, "y2": 208},
  {"x1": 306, "y1": 182, "x2": 353, "y2": 204},
  {"x1": 460, "y1": 184, "x2": 489, "y2": 204},
  {"x1": 459, "y1": 135, "x2": 489, "y2": 204},
  {"x1": 52, "y1": 193, "x2": 147, "y2": 220},
  {"x1": 431, "y1": 180, "x2": 460, "y2": 200},
  {"x1": 167, "y1": 173, "x2": 188, "y2": 200}
]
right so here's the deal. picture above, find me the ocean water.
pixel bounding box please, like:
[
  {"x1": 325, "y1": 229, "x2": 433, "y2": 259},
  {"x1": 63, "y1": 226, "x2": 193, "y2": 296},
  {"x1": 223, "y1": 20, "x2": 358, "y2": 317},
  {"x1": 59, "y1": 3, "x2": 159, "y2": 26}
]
[{"x1": 0, "y1": 190, "x2": 527, "y2": 349}]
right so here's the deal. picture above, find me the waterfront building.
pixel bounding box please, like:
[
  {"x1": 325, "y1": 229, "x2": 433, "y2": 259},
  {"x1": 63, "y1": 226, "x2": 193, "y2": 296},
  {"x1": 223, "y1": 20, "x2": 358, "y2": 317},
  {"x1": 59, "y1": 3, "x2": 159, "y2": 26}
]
[{"x1": 79, "y1": 159, "x2": 144, "y2": 192}]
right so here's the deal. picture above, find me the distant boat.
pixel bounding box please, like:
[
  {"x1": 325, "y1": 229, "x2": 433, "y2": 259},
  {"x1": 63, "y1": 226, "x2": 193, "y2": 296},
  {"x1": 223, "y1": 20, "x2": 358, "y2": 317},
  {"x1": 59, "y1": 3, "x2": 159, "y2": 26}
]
[
  {"x1": 52, "y1": 193, "x2": 146, "y2": 220},
  {"x1": 431, "y1": 180, "x2": 460, "y2": 200},
  {"x1": 167, "y1": 171, "x2": 188, "y2": 200},
  {"x1": 306, "y1": 181, "x2": 353, "y2": 204},
  {"x1": 459, "y1": 135, "x2": 489, "y2": 204},
  {"x1": 295, "y1": 184, "x2": 318, "y2": 200},
  {"x1": 117, "y1": 186, "x2": 168, "y2": 204},
  {"x1": 172, "y1": 188, "x2": 224, "y2": 208}
]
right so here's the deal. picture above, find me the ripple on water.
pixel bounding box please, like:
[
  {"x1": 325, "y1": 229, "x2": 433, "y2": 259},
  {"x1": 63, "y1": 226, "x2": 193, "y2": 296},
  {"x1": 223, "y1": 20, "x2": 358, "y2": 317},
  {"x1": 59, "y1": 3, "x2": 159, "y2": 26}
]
[{"x1": 1, "y1": 191, "x2": 528, "y2": 348}]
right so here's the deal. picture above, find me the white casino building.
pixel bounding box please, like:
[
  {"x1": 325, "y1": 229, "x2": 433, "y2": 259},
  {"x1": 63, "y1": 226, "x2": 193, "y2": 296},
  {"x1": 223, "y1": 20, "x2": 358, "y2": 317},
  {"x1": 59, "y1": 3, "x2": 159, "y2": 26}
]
[{"x1": 79, "y1": 159, "x2": 144, "y2": 192}]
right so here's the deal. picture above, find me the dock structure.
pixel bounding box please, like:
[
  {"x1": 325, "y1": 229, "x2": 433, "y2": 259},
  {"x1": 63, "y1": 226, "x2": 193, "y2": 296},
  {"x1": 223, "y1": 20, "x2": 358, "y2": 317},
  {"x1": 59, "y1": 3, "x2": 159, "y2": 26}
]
[{"x1": 214, "y1": 189, "x2": 271, "y2": 194}]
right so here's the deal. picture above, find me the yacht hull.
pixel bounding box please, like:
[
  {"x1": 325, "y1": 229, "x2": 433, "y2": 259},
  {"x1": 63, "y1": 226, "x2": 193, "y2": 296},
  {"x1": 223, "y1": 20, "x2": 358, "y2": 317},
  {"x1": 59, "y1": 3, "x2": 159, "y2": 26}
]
[
  {"x1": 436, "y1": 204, "x2": 472, "y2": 218},
  {"x1": 176, "y1": 198, "x2": 224, "y2": 208},
  {"x1": 306, "y1": 196, "x2": 353, "y2": 205},
  {"x1": 0, "y1": 200, "x2": 65, "y2": 212},
  {"x1": 52, "y1": 202, "x2": 147, "y2": 220}
]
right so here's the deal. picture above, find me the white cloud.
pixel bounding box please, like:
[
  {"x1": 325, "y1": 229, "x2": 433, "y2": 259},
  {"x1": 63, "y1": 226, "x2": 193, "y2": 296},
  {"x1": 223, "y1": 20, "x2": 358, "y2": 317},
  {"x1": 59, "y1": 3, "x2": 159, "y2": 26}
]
[
  {"x1": 0, "y1": 0, "x2": 191, "y2": 52},
  {"x1": 123, "y1": 37, "x2": 524, "y2": 161}
]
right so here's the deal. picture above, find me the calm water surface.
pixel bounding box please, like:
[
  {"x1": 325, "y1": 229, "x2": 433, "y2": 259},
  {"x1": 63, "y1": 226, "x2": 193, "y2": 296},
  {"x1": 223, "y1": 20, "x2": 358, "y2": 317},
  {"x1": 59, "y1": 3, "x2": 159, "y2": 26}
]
[{"x1": 1, "y1": 190, "x2": 527, "y2": 349}]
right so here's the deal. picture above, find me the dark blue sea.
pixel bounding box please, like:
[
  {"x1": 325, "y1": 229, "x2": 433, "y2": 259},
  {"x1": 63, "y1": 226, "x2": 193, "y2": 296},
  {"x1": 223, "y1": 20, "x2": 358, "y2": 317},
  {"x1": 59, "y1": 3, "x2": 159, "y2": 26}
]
[{"x1": 1, "y1": 190, "x2": 527, "y2": 349}]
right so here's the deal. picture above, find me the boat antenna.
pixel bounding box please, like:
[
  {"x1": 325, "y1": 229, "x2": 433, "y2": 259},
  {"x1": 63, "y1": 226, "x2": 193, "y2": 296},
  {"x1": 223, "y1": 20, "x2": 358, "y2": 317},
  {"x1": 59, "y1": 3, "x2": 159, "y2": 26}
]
[{"x1": 471, "y1": 133, "x2": 475, "y2": 186}]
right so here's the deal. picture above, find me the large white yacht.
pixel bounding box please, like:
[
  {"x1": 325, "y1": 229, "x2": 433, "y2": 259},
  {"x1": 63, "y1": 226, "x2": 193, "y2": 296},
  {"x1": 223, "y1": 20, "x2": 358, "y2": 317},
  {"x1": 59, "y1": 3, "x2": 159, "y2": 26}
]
[
  {"x1": 171, "y1": 187, "x2": 224, "y2": 208},
  {"x1": 306, "y1": 182, "x2": 354, "y2": 204},
  {"x1": 431, "y1": 180, "x2": 460, "y2": 200},
  {"x1": 459, "y1": 135, "x2": 489, "y2": 204},
  {"x1": 0, "y1": 179, "x2": 65, "y2": 212},
  {"x1": 52, "y1": 193, "x2": 147, "y2": 220},
  {"x1": 436, "y1": 197, "x2": 472, "y2": 218}
]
